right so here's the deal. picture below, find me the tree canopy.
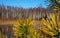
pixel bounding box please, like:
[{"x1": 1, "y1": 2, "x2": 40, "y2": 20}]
[{"x1": 47, "y1": 0, "x2": 60, "y2": 9}]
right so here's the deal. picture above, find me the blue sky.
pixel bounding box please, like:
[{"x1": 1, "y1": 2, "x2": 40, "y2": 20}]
[{"x1": 0, "y1": 0, "x2": 48, "y2": 8}]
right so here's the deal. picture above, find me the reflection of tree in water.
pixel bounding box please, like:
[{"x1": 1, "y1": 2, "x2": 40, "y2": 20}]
[
  {"x1": 0, "y1": 28, "x2": 2, "y2": 32},
  {"x1": 0, "y1": 13, "x2": 2, "y2": 17}
]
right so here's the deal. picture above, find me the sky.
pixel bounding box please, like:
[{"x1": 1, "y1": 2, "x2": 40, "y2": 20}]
[{"x1": 0, "y1": 0, "x2": 48, "y2": 8}]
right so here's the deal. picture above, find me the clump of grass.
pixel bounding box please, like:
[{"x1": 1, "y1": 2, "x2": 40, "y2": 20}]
[
  {"x1": 40, "y1": 13, "x2": 60, "y2": 38},
  {"x1": 13, "y1": 18, "x2": 41, "y2": 38}
]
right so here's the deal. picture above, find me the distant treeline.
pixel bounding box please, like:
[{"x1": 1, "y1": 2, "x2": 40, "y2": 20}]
[{"x1": 0, "y1": 5, "x2": 57, "y2": 20}]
